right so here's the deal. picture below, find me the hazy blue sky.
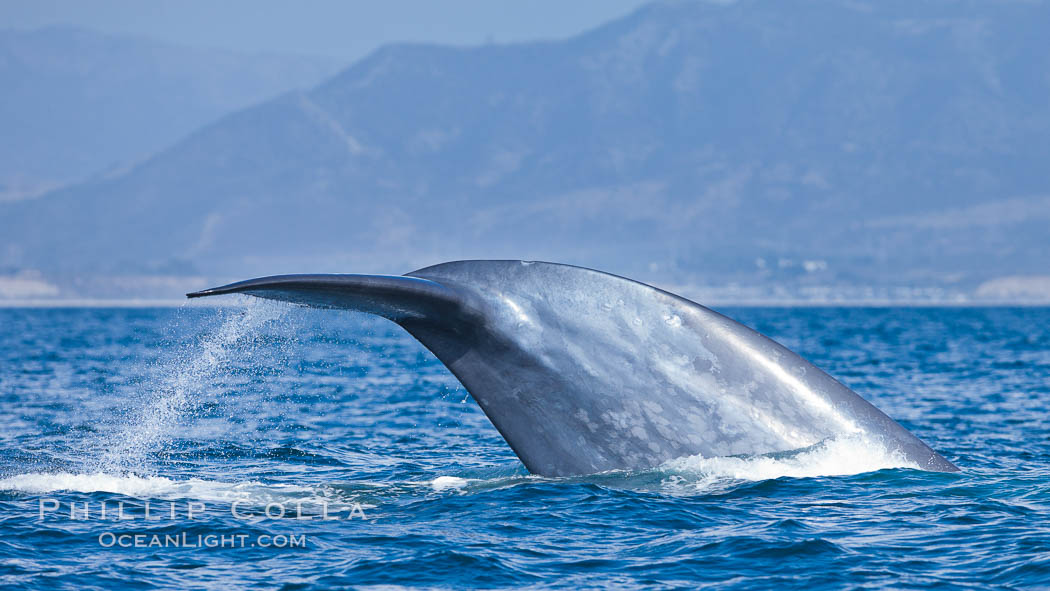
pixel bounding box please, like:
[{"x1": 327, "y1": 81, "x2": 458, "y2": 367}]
[{"x1": 0, "y1": 0, "x2": 649, "y2": 61}]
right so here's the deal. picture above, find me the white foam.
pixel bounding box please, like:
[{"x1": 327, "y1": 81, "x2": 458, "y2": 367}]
[
  {"x1": 0, "y1": 471, "x2": 326, "y2": 506},
  {"x1": 661, "y1": 435, "x2": 918, "y2": 492},
  {"x1": 430, "y1": 476, "x2": 469, "y2": 492}
]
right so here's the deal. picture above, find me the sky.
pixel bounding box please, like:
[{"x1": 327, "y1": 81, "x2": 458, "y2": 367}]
[{"x1": 0, "y1": 0, "x2": 650, "y2": 62}]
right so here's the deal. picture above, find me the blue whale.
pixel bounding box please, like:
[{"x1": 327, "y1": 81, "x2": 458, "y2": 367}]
[{"x1": 188, "y1": 260, "x2": 957, "y2": 476}]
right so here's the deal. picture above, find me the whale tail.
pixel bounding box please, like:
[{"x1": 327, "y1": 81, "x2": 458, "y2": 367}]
[{"x1": 188, "y1": 260, "x2": 958, "y2": 476}]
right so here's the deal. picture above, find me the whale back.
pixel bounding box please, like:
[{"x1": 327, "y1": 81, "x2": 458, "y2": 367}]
[{"x1": 188, "y1": 260, "x2": 957, "y2": 476}]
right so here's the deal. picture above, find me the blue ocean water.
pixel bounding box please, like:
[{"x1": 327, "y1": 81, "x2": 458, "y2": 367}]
[{"x1": 0, "y1": 303, "x2": 1047, "y2": 589}]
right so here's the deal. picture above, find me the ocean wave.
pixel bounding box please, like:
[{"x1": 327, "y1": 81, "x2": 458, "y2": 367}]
[{"x1": 0, "y1": 435, "x2": 917, "y2": 506}]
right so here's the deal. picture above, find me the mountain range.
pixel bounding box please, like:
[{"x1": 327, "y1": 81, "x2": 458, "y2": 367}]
[
  {"x1": 2, "y1": 0, "x2": 1048, "y2": 301},
  {"x1": 0, "y1": 26, "x2": 339, "y2": 200}
]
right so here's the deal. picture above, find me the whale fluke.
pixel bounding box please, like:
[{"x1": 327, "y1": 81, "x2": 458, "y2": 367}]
[{"x1": 188, "y1": 260, "x2": 957, "y2": 476}]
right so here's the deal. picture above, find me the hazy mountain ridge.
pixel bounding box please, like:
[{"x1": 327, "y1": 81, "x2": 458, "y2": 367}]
[
  {"x1": 2, "y1": 0, "x2": 1049, "y2": 301},
  {"x1": 0, "y1": 26, "x2": 341, "y2": 199}
]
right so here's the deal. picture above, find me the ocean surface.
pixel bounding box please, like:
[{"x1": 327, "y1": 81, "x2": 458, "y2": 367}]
[{"x1": 0, "y1": 303, "x2": 1047, "y2": 589}]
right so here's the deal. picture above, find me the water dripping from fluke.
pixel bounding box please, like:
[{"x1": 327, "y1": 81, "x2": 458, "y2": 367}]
[{"x1": 92, "y1": 298, "x2": 288, "y2": 475}]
